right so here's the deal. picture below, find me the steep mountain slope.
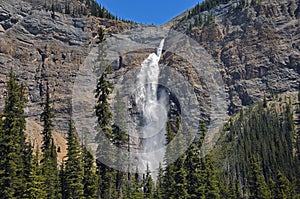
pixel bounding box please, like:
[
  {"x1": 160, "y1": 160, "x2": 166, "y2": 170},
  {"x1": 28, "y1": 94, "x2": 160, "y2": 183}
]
[
  {"x1": 1, "y1": 0, "x2": 298, "y2": 136},
  {"x1": 214, "y1": 91, "x2": 300, "y2": 197},
  {"x1": 171, "y1": 0, "x2": 300, "y2": 114},
  {"x1": 0, "y1": 0, "x2": 133, "y2": 137},
  {"x1": 0, "y1": 0, "x2": 300, "y2": 198}
]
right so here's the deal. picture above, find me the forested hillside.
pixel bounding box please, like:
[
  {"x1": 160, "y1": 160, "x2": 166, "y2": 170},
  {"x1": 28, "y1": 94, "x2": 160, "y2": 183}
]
[
  {"x1": 1, "y1": 69, "x2": 299, "y2": 198},
  {"x1": 215, "y1": 92, "x2": 300, "y2": 198}
]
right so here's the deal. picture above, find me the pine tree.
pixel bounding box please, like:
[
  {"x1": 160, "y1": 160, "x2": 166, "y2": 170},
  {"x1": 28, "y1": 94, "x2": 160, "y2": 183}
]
[
  {"x1": 273, "y1": 171, "x2": 290, "y2": 199},
  {"x1": 82, "y1": 147, "x2": 98, "y2": 199},
  {"x1": 154, "y1": 163, "x2": 164, "y2": 199},
  {"x1": 63, "y1": 120, "x2": 84, "y2": 199},
  {"x1": 144, "y1": 164, "x2": 154, "y2": 199},
  {"x1": 40, "y1": 82, "x2": 60, "y2": 199},
  {"x1": 95, "y1": 64, "x2": 113, "y2": 138},
  {"x1": 23, "y1": 148, "x2": 47, "y2": 199},
  {"x1": 60, "y1": 162, "x2": 67, "y2": 199},
  {"x1": 162, "y1": 121, "x2": 176, "y2": 198},
  {"x1": 185, "y1": 141, "x2": 204, "y2": 198},
  {"x1": 204, "y1": 155, "x2": 220, "y2": 199},
  {"x1": 129, "y1": 168, "x2": 144, "y2": 199},
  {"x1": 185, "y1": 123, "x2": 206, "y2": 199},
  {"x1": 0, "y1": 69, "x2": 28, "y2": 198},
  {"x1": 95, "y1": 65, "x2": 117, "y2": 198},
  {"x1": 249, "y1": 160, "x2": 271, "y2": 199},
  {"x1": 96, "y1": 26, "x2": 105, "y2": 44},
  {"x1": 185, "y1": 121, "x2": 220, "y2": 199},
  {"x1": 163, "y1": 117, "x2": 188, "y2": 199}
]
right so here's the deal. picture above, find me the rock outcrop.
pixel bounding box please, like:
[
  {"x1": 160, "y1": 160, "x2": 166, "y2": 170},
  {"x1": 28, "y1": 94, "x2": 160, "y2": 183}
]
[
  {"x1": 0, "y1": 0, "x2": 133, "y2": 140},
  {"x1": 172, "y1": 0, "x2": 300, "y2": 114},
  {"x1": 0, "y1": 0, "x2": 299, "y2": 149}
]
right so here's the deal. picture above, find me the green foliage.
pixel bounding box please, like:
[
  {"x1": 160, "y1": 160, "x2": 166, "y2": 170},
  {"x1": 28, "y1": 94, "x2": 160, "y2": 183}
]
[
  {"x1": 94, "y1": 63, "x2": 117, "y2": 198},
  {"x1": 189, "y1": 0, "x2": 231, "y2": 19},
  {"x1": 23, "y1": 149, "x2": 47, "y2": 199},
  {"x1": 40, "y1": 82, "x2": 60, "y2": 199},
  {"x1": 41, "y1": 82, "x2": 53, "y2": 153},
  {"x1": 144, "y1": 164, "x2": 154, "y2": 199},
  {"x1": 162, "y1": 120, "x2": 220, "y2": 199},
  {"x1": 0, "y1": 69, "x2": 29, "y2": 198},
  {"x1": 63, "y1": 121, "x2": 84, "y2": 199},
  {"x1": 249, "y1": 160, "x2": 271, "y2": 199},
  {"x1": 45, "y1": 0, "x2": 120, "y2": 20},
  {"x1": 82, "y1": 147, "x2": 98, "y2": 199},
  {"x1": 96, "y1": 26, "x2": 105, "y2": 44},
  {"x1": 95, "y1": 64, "x2": 114, "y2": 138},
  {"x1": 216, "y1": 98, "x2": 300, "y2": 198}
]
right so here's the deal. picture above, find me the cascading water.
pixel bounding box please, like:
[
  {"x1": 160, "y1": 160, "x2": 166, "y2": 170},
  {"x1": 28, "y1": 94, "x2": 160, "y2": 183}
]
[{"x1": 135, "y1": 39, "x2": 168, "y2": 175}]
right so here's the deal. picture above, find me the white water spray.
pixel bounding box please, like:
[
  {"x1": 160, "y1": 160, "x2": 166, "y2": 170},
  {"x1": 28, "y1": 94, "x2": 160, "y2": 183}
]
[{"x1": 135, "y1": 39, "x2": 168, "y2": 175}]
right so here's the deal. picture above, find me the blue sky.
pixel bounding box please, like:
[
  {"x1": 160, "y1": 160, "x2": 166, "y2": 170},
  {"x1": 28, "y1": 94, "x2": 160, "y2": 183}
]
[{"x1": 97, "y1": 0, "x2": 203, "y2": 25}]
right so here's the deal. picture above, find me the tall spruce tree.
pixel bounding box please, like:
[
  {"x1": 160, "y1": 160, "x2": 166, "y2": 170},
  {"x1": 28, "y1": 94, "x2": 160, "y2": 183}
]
[
  {"x1": 144, "y1": 164, "x2": 154, "y2": 199},
  {"x1": 23, "y1": 148, "x2": 47, "y2": 199},
  {"x1": 273, "y1": 171, "x2": 291, "y2": 199},
  {"x1": 40, "y1": 82, "x2": 60, "y2": 199},
  {"x1": 82, "y1": 147, "x2": 98, "y2": 199},
  {"x1": 63, "y1": 120, "x2": 84, "y2": 199},
  {"x1": 95, "y1": 64, "x2": 117, "y2": 199},
  {"x1": 0, "y1": 69, "x2": 29, "y2": 198},
  {"x1": 185, "y1": 122, "x2": 206, "y2": 199},
  {"x1": 154, "y1": 163, "x2": 164, "y2": 199},
  {"x1": 163, "y1": 117, "x2": 188, "y2": 199},
  {"x1": 249, "y1": 160, "x2": 271, "y2": 199}
]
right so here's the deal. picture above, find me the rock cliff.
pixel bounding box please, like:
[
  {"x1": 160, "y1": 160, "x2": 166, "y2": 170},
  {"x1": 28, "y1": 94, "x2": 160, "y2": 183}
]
[
  {"x1": 0, "y1": 0, "x2": 133, "y2": 139},
  {"x1": 171, "y1": 0, "x2": 300, "y2": 114},
  {"x1": 0, "y1": 0, "x2": 299, "y2": 150}
]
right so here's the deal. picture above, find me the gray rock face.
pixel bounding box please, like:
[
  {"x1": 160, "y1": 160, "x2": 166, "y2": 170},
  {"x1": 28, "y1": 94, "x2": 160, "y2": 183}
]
[
  {"x1": 0, "y1": 0, "x2": 299, "y2": 142},
  {"x1": 172, "y1": 0, "x2": 300, "y2": 114},
  {"x1": 0, "y1": 0, "x2": 132, "y2": 135}
]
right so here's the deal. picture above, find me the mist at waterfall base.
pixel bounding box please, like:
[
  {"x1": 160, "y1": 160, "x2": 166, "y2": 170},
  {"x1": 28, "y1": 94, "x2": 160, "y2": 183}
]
[{"x1": 134, "y1": 39, "x2": 168, "y2": 176}]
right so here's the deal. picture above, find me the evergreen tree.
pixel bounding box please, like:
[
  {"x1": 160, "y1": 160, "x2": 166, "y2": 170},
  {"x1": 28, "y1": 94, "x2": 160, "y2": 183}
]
[
  {"x1": 96, "y1": 26, "x2": 105, "y2": 44},
  {"x1": 185, "y1": 122, "x2": 220, "y2": 199},
  {"x1": 63, "y1": 120, "x2": 84, "y2": 199},
  {"x1": 82, "y1": 147, "x2": 98, "y2": 199},
  {"x1": 129, "y1": 169, "x2": 144, "y2": 199},
  {"x1": 0, "y1": 69, "x2": 28, "y2": 198},
  {"x1": 163, "y1": 117, "x2": 188, "y2": 199},
  {"x1": 23, "y1": 148, "x2": 47, "y2": 199},
  {"x1": 162, "y1": 121, "x2": 177, "y2": 198},
  {"x1": 249, "y1": 160, "x2": 271, "y2": 199},
  {"x1": 95, "y1": 65, "x2": 117, "y2": 198},
  {"x1": 154, "y1": 163, "x2": 164, "y2": 199},
  {"x1": 51, "y1": 3, "x2": 55, "y2": 19},
  {"x1": 185, "y1": 123, "x2": 205, "y2": 199},
  {"x1": 273, "y1": 171, "x2": 291, "y2": 199},
  {"x1": 144, "y1": 164, "x2": 154, "y2": 199},
  {"x1": 40, "y1": 82, "x2": 60, "y2": 199},
  {"x1": 204, "y1": 155, "x2": 220, "y2": 199},
  {"x1": 60, "y1": 162, "x2": 67, "y2": 199},
  {"x1": 95, "y1": 64, "x2": 113, "y2": 138}
]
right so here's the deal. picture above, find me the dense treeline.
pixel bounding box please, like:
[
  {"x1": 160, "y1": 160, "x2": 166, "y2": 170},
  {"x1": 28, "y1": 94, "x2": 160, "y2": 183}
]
[
  {"x1": 184, "y1": 0, "x2": 262, "y2": 30},
  {"x1": 188, "y1": 0, "x2": 261, "y2": 18},
  {"x1": 0, "y1": 70, "x2": 99, "y2": 199},
  {"x1": 217, "y1": 97, "x2": 300, "y2": 198},
  {"x1": 0, "y1": 69, "x2": 225, "y2": 198},
  {"x1": 45, "y1": 0, "x2": 133, "y2": 22},
  {"x1": 0, "y1": 63, "x2": 299, "y2": 197}
]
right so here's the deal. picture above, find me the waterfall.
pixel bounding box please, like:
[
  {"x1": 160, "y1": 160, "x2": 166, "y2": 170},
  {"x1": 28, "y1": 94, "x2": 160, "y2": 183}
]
[{"x1": 135, "y1": 39, "x2": 168, "y2": 176}]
